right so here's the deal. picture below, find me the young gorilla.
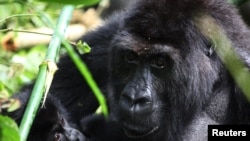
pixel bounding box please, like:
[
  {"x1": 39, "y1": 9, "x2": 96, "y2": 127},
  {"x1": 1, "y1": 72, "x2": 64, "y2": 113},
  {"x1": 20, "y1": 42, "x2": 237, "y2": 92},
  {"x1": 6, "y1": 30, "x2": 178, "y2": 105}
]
[
  {"x1": 9, "y1": 0, "x2": 250, "y2": 140},
  {"x1": 7, "y1": 87, "x2": 85, "y2": 141}
]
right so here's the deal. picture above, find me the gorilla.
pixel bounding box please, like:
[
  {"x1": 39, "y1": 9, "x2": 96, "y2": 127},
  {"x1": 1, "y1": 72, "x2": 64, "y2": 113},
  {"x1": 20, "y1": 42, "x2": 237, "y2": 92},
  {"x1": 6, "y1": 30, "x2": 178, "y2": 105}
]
[
  {"x1": 7, "y1": 86, "x2": 85, "y2": 141},
  {"x1": 7, "y1": 0, "x2": 250, "y2": 140}
]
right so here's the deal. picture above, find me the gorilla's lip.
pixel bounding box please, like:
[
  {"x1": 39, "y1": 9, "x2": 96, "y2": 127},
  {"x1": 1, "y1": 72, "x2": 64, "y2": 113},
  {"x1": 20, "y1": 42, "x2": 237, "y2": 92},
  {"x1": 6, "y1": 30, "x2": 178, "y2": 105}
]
[{"x1": 122, "y1": 126, "x2": 159, "y2": 138}]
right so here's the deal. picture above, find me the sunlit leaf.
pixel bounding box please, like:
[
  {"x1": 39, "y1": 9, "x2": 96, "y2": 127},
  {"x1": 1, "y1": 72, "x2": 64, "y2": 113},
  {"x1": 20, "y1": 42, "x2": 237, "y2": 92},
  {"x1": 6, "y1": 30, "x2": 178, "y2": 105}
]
[
  {"x1": 41, "y1": 60, "x2": 58, "y2": 107},
  {"x1": 95, "y1": 106, "x2": 102, "y2": 114},
  {"x1": 7, "y1": 98, "x2": 21, "y2": 112},
  {"x1": 0, "y1": 115, "x2": 20, "y2": 141},
  {"x1": 76, "y1": 40, "x2": 91, "y2": 54}
]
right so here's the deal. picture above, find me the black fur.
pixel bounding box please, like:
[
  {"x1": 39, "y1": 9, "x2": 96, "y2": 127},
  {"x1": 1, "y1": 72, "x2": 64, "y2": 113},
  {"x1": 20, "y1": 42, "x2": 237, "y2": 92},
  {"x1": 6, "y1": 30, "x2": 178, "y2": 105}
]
[
  {"x1": 7, "y1": 86, "x2": 85, "y2": 141},
  {"x1": 8, "y1": 0, "x2": 250, "y2": 140}
]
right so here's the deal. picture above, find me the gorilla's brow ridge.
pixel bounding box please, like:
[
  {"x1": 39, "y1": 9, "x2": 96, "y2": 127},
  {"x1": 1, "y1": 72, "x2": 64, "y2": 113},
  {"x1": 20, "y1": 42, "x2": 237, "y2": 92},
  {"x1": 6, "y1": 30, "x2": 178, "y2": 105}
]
[
  {"x1": 116, "y1": 42, "x2": 180, "y2": 60},
  {"x1": 115, "y1": 34, "x2": 180, "y2": 56}
]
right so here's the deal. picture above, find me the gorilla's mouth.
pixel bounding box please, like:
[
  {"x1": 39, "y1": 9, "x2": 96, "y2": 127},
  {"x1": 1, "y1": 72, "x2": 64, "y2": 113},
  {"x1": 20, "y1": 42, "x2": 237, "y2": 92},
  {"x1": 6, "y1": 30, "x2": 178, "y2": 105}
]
[{"x1": 122, "y1": 126, "x2": 159, "y2": 138}]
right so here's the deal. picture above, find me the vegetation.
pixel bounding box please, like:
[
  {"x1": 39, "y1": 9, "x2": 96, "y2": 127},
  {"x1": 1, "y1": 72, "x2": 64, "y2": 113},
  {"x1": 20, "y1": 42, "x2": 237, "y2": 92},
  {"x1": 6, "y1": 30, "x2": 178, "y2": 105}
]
[{"x1": 0, "y1": 0, "x2": 102, "y2": 140}]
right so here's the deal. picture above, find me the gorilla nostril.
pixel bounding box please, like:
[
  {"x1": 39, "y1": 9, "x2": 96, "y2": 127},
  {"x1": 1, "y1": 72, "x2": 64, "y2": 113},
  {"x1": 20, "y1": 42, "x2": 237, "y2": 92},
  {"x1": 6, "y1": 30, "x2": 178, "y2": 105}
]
[
  {"x1": 120, "y1": 92, "x2": 153, "y2": 114},
  {"x1": 121, "y1": 94, "x2": 133, "y2": 105},
  {"x1": 134, "y1": 97, "x2": 151, "y2": 105},
  {"x1": 121, "y1": 93, "x2": 151, "y2": 105}
]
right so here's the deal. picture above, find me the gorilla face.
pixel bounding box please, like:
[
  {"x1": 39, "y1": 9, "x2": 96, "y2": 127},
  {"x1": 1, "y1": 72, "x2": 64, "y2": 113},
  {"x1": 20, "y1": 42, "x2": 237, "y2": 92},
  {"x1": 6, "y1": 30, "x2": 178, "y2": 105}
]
[
  {"x1": 108, "y1": 34, "x2": 169, "y2": 137},
  {"x1": 107, "y1": 21, "x2": 223, "y2": 138}
]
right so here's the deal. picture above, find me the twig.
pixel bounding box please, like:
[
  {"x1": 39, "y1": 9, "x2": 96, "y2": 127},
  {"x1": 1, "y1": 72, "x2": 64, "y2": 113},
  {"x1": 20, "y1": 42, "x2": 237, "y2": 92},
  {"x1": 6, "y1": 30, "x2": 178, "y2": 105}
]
[
  {"x1": 0, "y1": 14, "x2": 39, "y2": 23},
  {"x1": 0, "y1": 28, "x2": 52, "y2": 36}
]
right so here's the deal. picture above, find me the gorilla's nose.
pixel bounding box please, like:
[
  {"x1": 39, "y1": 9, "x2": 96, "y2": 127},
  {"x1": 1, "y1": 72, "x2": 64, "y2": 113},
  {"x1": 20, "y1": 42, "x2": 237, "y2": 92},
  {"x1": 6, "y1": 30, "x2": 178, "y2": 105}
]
[{"x1": 119, "y1": 90, "x2": 153, "y2": 115}]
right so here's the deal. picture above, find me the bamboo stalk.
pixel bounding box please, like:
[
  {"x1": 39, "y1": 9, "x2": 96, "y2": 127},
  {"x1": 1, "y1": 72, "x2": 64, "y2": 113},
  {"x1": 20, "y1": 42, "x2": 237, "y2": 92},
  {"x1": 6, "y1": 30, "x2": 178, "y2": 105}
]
[{"x1": 18, "y1": 5, "x2": 74, "y2": 141}]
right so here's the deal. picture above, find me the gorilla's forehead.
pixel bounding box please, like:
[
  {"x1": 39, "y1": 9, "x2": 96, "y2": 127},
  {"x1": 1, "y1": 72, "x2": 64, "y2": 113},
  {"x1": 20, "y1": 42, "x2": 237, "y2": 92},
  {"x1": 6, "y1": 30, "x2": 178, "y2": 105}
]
[
  {"x1": 122, "y1": 4, "x2": 205, "y2": 44},
  {"x1": 112, "y1": 31, "x2": 180, "y2": 56}
]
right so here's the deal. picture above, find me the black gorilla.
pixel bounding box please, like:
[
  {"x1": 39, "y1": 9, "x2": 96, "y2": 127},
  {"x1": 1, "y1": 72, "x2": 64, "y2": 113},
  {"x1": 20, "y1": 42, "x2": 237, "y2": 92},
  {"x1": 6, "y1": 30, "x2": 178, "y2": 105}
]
[
  {"x1": 7, "y1": 86, "x2": 85, "y2": 141},
  {"x1": 8, "y1": 0, "x2": 250, "y2": 140}
]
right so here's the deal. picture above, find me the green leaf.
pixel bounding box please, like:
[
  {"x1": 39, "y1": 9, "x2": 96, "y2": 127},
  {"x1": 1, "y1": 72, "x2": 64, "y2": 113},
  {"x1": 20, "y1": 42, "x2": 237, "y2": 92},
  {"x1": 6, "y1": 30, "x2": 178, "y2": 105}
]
[
  {"x1": 7, "y1": 98, "x2": 21, "y2": 112},
  {"x1": 41, "y1": 60, "x2": 58, "y2": 107},
  {"x1": 0, "y1": 115, "x2": 20, "y2": 141},
  {"x1": 228, "y1": 0, "x2": 248, "y2": 6},
  {"x1": 76, "y1": 41, "x2": 91, "y2": 54},
  {"x1": 37, "y1": 0, "x2": 100, "y2": 6},
  {"x1": 95, "y1": 106, "x2": 102, "y2": 114}
]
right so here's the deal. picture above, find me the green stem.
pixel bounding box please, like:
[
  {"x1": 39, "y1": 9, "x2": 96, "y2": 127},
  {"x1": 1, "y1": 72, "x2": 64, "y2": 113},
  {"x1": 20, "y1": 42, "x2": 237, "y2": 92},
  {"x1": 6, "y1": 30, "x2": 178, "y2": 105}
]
[
  {"x1": 0, "y1": 14, "x2": 39, "y2": 23},
  {"x1": 0, "y1": 28, "x2": 52, "y2": 36},
  {"x1": 18, "y1": 5, "x2": 74, "y2": 141},
  {"x1": 61, "y1": 40, "x2": 109, "y2": 117}
]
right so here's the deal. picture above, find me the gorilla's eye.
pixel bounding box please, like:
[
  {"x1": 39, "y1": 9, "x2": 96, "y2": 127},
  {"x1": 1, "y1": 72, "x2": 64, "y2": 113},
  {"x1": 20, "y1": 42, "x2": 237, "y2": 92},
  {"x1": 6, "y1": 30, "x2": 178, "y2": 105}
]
[
  {"x1": 151, "y1": 57, "x2": 166, "y2": 69},
  {"x1": 125, "y1": 52, "x2": 138, "y2": 63}
]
